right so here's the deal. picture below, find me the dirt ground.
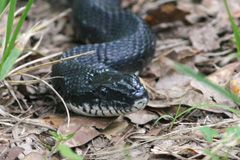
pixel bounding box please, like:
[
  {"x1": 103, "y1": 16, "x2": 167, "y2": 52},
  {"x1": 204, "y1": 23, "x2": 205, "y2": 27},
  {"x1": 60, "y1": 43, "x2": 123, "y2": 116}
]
[{"x1": 1, "y1": 0, "x2": 240, "y2": 159}]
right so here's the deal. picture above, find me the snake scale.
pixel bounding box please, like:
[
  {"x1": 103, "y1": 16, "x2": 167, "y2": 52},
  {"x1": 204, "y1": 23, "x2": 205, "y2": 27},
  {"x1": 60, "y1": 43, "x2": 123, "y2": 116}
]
[{"x1": 52, "y1": 0, "x2": 156, "y2": 116}]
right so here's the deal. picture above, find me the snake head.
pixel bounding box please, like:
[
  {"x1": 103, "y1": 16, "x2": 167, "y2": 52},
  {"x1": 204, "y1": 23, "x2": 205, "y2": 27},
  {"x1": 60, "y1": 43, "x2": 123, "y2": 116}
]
[
  {"x1": 92, "y1": 71, "x2": 149, "y2": 115},
  {"x1": 52, "y1": 64, "x2": 149, "y2": 116}
]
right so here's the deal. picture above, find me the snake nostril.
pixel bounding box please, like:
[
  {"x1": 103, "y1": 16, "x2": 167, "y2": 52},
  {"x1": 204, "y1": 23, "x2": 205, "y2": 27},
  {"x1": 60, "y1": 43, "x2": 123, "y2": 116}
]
[
  {"x1": 134, "y1": 91, "x2": 143, "y2": 97},
  {"x1": 100, "y1": 87, "x2": 107, "y2": 97},
  {"x1": 133, "y1": 87, "x2": 146, "y2": 97}
]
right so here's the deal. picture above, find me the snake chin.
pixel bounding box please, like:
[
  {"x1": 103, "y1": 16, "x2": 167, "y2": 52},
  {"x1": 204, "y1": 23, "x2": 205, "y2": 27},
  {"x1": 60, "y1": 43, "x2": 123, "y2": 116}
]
[
  {"x1": 132, "y1": 97, "x2": 148, "y2": 111},
  {"x1": 66, "y1": 73, "x2": 149, "y2": 117},
  {"x1": 67, "y1": 96, "x2": 148, "y2": 117}
]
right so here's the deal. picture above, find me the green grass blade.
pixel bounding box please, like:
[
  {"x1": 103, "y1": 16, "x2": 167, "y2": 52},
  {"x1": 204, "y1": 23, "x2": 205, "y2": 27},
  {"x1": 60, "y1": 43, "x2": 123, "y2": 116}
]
[
  {"x1": 0, "y1": 0, "x2": 8, "y2": 14},
  {"x1": 200, "y1": 126, "x2": 219, "y2": 143},
  {"x1": 2, "y1": 0, "x2": 33, "y2": 63},
  {"x1": 195, "y1": 103, "x2": 240, "y2": 116},
  {"x1": 0, "y1": 48, "x2": 21, "y2": 79},
  {"x1": 9, "y1": 0, "x2": 34, "y2": 50},
  {"x1": 3, "y1": 0, "x2": 17, "y2": 54},
  {"x1": 58, "y1": 144, "x2": 84, "y2": 160},
  {"x1": 174, "y1": 63, "x2": 240, "y2": 105},
  {"x1": 223, "y1": 0, "x2": 240, "y2": 59},
  {"x1": 0, "y1": 3, "x2": 9, "y2": 56}
]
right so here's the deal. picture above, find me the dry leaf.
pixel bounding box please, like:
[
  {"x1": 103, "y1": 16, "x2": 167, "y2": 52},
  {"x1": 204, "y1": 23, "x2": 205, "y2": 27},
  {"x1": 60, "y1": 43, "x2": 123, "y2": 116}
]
[
  {"x1": 0, "y1": 147, "x2": 23, "y2": 160},
  {"x1": 125, "y1": 110, "x2": 158, "y2": 125},
  {"x1": 230, "y1": 72, "x2": 240, "y2": 96},
  {"x1": 58, "y1": 117, "x2": 115, "y2": 147},
  {"x1": 41, "y1": 114, "x2": 65, "y2": 129},
  {"x1": 155, "y1": 72, "x2": 191, "y2": 99},
  {"x1": 189, "y1": 24, "x2": 220, "y2": 52},
  {"x1": 144, "y1": 1, "x2": 188, "y2": 25},
  {"x1": 102, "y1": 117, "x2": 129, "y2": 139},
  {"x1": 191, "y1": 62, "x2": 240, "y2": 107},
  {"x1": 23, "y1": 152, "x2": 45, "y2": 160}
]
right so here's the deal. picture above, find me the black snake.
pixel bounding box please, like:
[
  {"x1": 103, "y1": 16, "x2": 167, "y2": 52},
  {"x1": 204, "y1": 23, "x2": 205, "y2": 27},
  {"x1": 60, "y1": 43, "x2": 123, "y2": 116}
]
[{"x1": 52, "y1": 0, "x2": 156, "y2": 116}]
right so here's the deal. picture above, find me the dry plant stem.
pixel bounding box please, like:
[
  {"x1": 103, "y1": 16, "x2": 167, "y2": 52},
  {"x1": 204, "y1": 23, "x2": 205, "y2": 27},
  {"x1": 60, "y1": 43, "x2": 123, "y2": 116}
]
[
  {"x1": 2, "y1": 117, "x2": 55, "y2": 130},
  {"x1": 189, "y1": 153, "x2": 205, "y2": 159},
  {"x1": 31, "y1": 9, "x2": 71, "y2": 33},
  {"x1": 7, "y1": 77, "x2": 54, "y2": 85},
  {"x1": 20, "y1": 73, "x2": 71, "y2": 126},
  {"x1": 0, "y1": 147, "x2": 8, "y2": 156},
  {"x1": 204, "y1": 49, "x2": 233, "y2": 57},
  {"x1": 0, "y1": 107, "x2": 21, "y2": 120},
  {"x1": 14, "y1": 6, "x2": 26, "y2": 17},
  {"x1": 83, "y1": 145, "x2": 92, "y2": 158},
  {"x1": 5, "y1": 116, "x2": 32, "y2": 136},
  {"x1": 1, "y1": 110, "x2": 54, "y2": 133},
  {"x1": 115, "y1": 126, "x2": 135, "y2": 145},
  {"x1": 16, "y1": 35, "x2": 43, "y2": 63},
  {"x1": 152, "y1": 49, "x2": 173, "y2": 63},
  {"x1": 10, "y1": 50, "x2": 95, "y2": 76},
  {"x1": 8, "y1": 51, "x2": 63, "y2": 75},
  {"x1": 48, "y1": 140, "x2": 61, "y2": 159},
  {"x1": 0, "y1": 121, "x2": 14, "y2": 127},
  {"x1": 3, "y1": 80, "x2": 23, "y2": 110},
  {"x1": 0, "y1": 105, "x2": 10, "y2": 116},
  {"x1": 156, "y1": 39, "x2": 189, "y2": 52},
  {"x1": 169, "y1": 152, "x2": 189, "y2": 160}
]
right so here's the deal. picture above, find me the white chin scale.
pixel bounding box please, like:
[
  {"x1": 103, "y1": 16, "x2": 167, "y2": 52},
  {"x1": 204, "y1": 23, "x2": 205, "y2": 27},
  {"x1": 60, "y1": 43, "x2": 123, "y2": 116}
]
[
  {"x1": 67, "y1": 98, "x2": 148, "y2": 117},
  {"x1": 132, "y1": 97, "x2": 148, "y2": 111}
]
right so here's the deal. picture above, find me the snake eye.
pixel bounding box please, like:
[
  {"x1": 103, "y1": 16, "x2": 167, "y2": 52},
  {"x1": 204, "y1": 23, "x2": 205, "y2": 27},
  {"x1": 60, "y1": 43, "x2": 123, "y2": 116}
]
[{"x1": 99, "y1": 87, "x2": 107, "y2": 97}]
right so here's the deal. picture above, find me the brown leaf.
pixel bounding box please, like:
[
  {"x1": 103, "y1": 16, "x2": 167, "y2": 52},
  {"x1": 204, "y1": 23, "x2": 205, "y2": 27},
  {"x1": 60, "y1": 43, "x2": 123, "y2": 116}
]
[
  {"x1": 102, "y1": 117, "x2": 129, "y2": 139},
  {"x1": 189, "y1": 24, "x2": 220, "y2": 52},
  {"x1": 125, "y1": 110, "x2": 158, "y2": 125},
  {"x1": 191, "y1": 62, "x2": 240, "y2": 107},
  {"x1": 149, "y1": 89, "x2": 232, "y2": 116},
  {"x1": 58, "y1": 117, "x2": 115, "y2": 147},
  {"x1": 145, "y1": 1, "x2": 188, "y2": 25},
  {"x1": 23, "y1": 152, "x2": 45, "y2": 160},
  {"x1": 0, "y1": 147, "x2": 23, "y2": 160},
  {"x1": 41, "y1": 114, "x2": 65, "y2": 129},
  {"x1": 155, "y1": 72, "x2": 191, "y2": 99},
  {"x1": 207, "y1": 62, "x2": 240, "y2": 86},
  {"x1": 230, "y1": 73, "x2": 240, "y2": 96}
]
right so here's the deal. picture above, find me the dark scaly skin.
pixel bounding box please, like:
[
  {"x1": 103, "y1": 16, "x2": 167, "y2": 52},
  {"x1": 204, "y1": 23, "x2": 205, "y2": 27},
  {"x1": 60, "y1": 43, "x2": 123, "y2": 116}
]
[{"x1": 51, "y1": 0, "x2": 156, "y2": 116}]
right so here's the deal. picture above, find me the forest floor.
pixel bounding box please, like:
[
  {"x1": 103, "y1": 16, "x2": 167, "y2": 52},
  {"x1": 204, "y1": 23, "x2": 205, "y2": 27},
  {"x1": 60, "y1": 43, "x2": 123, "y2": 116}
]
[{"x1": 1, "y1": 0, "x2": 240, "y2": 160}]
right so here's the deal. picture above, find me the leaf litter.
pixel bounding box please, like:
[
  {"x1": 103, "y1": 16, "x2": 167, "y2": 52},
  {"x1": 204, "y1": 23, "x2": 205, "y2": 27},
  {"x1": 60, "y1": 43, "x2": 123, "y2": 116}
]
[{"x1": 1, "y1": 0, "x2": 240, "y2": 159}]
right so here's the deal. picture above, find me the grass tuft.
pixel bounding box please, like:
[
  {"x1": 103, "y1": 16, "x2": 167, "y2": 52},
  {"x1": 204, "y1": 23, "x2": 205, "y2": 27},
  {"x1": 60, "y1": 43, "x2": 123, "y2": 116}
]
[{"x1": 0, "y1": 0, "x2": 34, "y2": 80}]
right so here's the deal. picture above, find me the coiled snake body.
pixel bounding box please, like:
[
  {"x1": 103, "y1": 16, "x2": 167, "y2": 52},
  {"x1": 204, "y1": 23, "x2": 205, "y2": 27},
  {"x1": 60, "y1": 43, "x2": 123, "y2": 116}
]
[{"x1": 52, "y1": 0, "x2": 156, "y2": 116}]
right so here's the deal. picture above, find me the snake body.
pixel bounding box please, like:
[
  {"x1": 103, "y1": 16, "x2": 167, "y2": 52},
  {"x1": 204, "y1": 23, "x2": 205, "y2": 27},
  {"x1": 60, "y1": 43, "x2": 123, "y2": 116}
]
[{"x1": 52, "y1": 0, "x2": 156, "y2": 116}]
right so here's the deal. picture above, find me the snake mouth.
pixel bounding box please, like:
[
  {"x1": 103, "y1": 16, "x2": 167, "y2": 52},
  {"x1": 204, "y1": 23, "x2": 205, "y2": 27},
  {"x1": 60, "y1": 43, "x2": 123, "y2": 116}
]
[
  {"x1": 67, "y1": 102, "x2": 132, "y2": 117},
  {"x1": 67, "y1": 96, "x2": 148, "y2": 117},
  {"x1": 132, "y1": 97, "x2": 148, "y2": 111}
]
